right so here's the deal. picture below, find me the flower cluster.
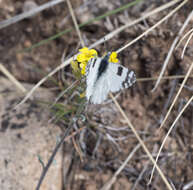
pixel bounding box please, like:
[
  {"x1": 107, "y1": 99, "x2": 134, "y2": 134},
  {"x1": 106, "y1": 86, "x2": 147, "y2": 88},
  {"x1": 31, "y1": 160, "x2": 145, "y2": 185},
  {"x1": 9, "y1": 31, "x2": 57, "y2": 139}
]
[
  {"x1": 77, "y1": 47, "x2": 98, "y2": 75},
  {"x1": 71, "y1": 47, "x2": 119, "y2": 76},
  {"x1": 71, "y1": 47, "x2": 97, "y2": 76},
  {"x1": 109, "y1": 51, "x2": 119, "y2": 63}
]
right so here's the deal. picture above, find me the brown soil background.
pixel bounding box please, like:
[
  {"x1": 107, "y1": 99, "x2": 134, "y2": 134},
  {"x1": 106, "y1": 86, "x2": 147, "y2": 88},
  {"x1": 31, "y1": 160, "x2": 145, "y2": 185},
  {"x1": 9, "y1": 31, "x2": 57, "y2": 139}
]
[{"x1": 0, "y1": 0, "x2": 193, "y2": 190}]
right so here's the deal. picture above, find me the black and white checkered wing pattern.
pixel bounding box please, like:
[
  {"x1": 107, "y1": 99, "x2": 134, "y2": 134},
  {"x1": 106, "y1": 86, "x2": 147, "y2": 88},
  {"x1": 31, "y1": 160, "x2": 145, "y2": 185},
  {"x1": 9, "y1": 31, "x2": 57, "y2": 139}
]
[{"x1": 107, "y1": 63, "x2": 136, "y2": 93}]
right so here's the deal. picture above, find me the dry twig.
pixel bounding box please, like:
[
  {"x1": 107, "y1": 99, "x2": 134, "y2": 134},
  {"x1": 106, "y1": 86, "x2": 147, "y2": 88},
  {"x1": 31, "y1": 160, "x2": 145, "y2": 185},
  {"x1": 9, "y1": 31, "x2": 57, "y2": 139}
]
[
  {"x1": 101, "y1": 144, "x2": 141, "y2": 190},
  {"x1": 158, "y1": 61, "x2": 193, "y2": 130},
  {"x1": 66, "y1": 0, "x2": 84, "y2": 47},
  {"x1": 0, "y1": 0, "x2": 65, "y2": 29},
  {"x1": 0, "y1": 63, "x2": 27, "y2": 93}
]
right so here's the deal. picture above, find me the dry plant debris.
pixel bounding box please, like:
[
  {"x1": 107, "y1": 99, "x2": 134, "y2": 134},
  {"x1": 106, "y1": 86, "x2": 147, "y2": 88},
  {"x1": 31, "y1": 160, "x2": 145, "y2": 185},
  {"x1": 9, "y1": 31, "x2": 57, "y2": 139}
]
[{"x1": 0, "y1": 0, "x2": 193, "y2": 190}]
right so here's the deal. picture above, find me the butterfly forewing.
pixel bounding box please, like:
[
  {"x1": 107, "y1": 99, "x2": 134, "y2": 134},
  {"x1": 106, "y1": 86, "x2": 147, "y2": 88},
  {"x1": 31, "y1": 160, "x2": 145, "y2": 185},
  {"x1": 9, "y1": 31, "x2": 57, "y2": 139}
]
[
  {"x1": 86, "y1": 57, "x2": 101, "y2": 101},
  {"x1": 90, "y1": 73, "x2": 110, "y2": 104}
]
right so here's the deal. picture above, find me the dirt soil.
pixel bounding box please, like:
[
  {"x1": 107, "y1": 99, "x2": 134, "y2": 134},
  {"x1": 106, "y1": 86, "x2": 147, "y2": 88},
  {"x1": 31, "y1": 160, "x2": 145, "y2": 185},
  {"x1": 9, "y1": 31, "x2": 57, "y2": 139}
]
[{"x1": 0, "y1": 0, "x2": 193, "y2": 190}]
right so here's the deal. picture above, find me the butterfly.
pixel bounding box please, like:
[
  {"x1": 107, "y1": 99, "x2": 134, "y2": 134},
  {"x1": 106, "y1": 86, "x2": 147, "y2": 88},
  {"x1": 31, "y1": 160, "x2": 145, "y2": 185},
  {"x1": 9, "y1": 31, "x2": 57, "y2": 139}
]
[{"x1": 86, "y1": 52, "x2": 136, "y2": 104}]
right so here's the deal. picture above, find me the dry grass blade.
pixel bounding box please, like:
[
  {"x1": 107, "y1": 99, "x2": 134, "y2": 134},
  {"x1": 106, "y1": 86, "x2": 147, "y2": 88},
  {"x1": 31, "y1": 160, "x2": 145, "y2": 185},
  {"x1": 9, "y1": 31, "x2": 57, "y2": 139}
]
[
  {"x1": 72, "y1": 136, "x2": 83, "y2": 162},
  {"x1": 0, "y1": 0, "x2": 65, "y2": 30},
  {"x1": 149, "y1": 95, "x2": 193, "y2": 184},
  {"x1": 0, "y1": 63, "x2": 27, "y2": 93},
  {"x1": 66, "y1": 0, "x2": 84, "y2": 47},
  {"x1": 109, "y1": 93, "x2": 173, "y2": 190},
  {"x1": 176, "y1": 28, "x2": 193, "y2": 49},
  {"x1": 52, "y1": 80, "x2": 79, "y2": 106},
  {"x1": 132, "y1": 158, "x2": 151, "y2": 190},
  {"x1": 15, "y1": 58, "x2": 74, "y2": 108},
  {"x1": 90, "y1": 0, "x2": 181, "y2": 49},
  {"x1": 64, "y1": 127, "x2": 86, "y2": 142},
  {"x1": 183, "y1": 180, "x2": 193, "y2": 190},
  {"x1": 158, "y1": 61, "x2": 193, "y2": 130},
  {"x1": 16, "y1": 0, "x2": 181, "y2": 108},
  {"x1": 152, "y1": 8, "x2": 193, "y2": 91},
  {"x1": 116, "y1": 0, "x2": 188, "y2": 54},
  {"x1": 181, "y1": 29, "x2": 193, "y2": 59},
  {"x1": 101, "y1": 144, "x2": 141, "y2": 190},
  {"x1": 137, "y1": 75, "x2": 193, "y2": 82}
]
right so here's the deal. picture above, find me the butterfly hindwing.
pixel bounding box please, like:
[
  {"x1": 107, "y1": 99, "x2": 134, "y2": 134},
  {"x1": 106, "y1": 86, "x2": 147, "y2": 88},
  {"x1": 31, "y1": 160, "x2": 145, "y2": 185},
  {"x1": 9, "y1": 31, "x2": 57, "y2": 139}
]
[{"x1": 107, "y1": 62, "x2": 136, "y2": 93}]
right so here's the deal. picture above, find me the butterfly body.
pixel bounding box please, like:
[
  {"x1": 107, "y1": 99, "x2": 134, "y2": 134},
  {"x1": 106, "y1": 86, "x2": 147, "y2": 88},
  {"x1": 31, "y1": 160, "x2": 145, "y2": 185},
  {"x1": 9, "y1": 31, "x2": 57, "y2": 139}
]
[{"x1": 86, "y1": 53, "x2": 136, "y2": 104}]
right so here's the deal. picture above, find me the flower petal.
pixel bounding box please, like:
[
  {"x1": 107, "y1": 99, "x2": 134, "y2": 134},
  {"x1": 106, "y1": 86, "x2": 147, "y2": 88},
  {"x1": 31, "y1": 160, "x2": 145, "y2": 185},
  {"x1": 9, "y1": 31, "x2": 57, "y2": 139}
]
[{"x1": 109, "y1": 52, "x2": 119, "y2": 63}]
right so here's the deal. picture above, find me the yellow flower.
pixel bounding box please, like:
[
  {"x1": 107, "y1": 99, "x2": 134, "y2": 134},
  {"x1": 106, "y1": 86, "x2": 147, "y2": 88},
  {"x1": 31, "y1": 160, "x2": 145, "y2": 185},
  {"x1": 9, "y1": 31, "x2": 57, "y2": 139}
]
[
  {"x1": 77, "y1": 47, "x2": 98, "y2": 63},
  {"x1": 70, "y1": 60, "x2": 81, "y2": 78},
  {"x1": 109, "y1": 52, "x2": 119, "y2": 63},
  {"x1": 79, "y1": 47, "x2": 89, "y2": 53},
  {"x1": 71, "y1": 48, "x2": 120, "y2": 77},
  {"x1": 76, "y1": 54, "x2": 85, "y2": 62},
  {"x1": 79, "y1": 47, "x2": 97, "y2": 56},
  {"x1": 80, "y1": 62, "x2": 87, "y2": 75},
  {"x1": 80, "y1": 91, "x2": 85, "y2": 98},
  {"x1": 73, "y1": 47, "x2": 98, "y2": 76}
]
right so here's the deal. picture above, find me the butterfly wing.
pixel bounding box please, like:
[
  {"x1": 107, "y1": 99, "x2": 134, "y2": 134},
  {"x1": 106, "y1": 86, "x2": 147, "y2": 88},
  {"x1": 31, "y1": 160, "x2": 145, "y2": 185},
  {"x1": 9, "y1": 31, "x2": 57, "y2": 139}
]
[
  {"x1": 89, "y1": 73, "x2": 110, "y2": 104},
  {"x1": 86, "y1": 57, "x2": 101, "y2": 102},
  {"x1": 107, "y1": 63, "x2": 136, "y2": 93},
  {"x1": 86, "y1": 57, "x2": 136, "y2": 104}
]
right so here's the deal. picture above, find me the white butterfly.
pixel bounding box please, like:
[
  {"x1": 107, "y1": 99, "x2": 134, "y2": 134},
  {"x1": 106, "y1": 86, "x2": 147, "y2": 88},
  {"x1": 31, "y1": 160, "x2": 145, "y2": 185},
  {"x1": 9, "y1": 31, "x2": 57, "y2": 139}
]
[{"x1": 86, "y1": 52, "x2": 136, "y2": 104}]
